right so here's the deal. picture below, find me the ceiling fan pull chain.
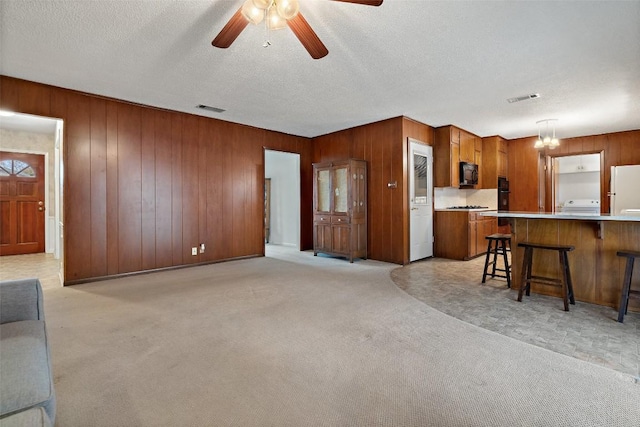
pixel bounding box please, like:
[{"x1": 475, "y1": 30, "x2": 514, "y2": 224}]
[{"x1": 263, "y1": 9, "x2": 271, "y2": 47}]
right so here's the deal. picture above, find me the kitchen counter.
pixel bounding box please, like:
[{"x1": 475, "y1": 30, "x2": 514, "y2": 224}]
[
  {"x1": 480, "y1": 210, "x2": 640, "y2": 221},
  {"x1": 480, "y1": 211, "x2": 639, "y2": 312}
]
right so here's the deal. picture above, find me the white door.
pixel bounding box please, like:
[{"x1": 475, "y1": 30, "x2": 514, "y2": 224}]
[{"x1": 409, "y1": 140, "x2": 433, "y2": 261}]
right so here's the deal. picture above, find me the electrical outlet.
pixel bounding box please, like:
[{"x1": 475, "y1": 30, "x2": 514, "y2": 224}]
[
  {"x1": 191, "y1": 247, "x2": 198, "y2": 256},
  {"x1": 199, "y1": 243, "x2": 205, "y2": 253}
]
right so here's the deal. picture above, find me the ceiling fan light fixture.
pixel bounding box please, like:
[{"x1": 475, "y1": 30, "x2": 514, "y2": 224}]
[
  {"x1": 277, "y1": 0, "x2": 300, "y2": 20},
  {"x1": 267, "y1": 6, "x2": 287, "y2": 30},
  {"x1": 252, "y1": 0, "x2": 273, "y2": 10},
  {"x1": 241, "y1": 0, "x2": 264, "y2": 25}
]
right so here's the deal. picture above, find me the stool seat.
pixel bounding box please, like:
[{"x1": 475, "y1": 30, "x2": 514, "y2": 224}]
[
  {"x1": 616, "y1": 250, "x2": 640, "y2": 323},
  {"x1": 517, "y1": 242, "x2": 575, "y2": 311},
  {"x1": 482, "y1": 234, "x2": 512, "y2": 288},
  {"x1": 487, "y1": 233, "x2": 512, "y2": 240}
]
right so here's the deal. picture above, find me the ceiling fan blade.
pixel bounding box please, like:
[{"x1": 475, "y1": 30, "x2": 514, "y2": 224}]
[
  {"x1": 329, "y1": 0, "x2": 383, "y2": 6},
  {"x1": 212, "y1": 7, "x2": 249, "y2": 48},
  {"x1": 287, "y1": 12, "x2": 329, "y2": 59}
]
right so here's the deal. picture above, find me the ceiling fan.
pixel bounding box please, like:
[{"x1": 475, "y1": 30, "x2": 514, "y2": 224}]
[{"x1": 211, "y1": 0, "x2": 383, "y2": 59}]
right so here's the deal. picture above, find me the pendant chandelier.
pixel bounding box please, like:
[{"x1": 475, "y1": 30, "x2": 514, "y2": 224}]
[{"x1": 534, "y1": 119, "x2": 560, "y2": 150}]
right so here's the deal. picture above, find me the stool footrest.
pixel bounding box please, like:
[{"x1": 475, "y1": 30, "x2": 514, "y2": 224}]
[
  {"x1": 518, "y1": 242, "x2": 575, "y2": 252},
  {"x1": 526, "y1": 276, "x2": 563, "y2": 287}
]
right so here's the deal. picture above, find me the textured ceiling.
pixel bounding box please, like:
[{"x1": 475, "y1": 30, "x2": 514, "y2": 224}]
[{"x1": 1, "y1": 0, "x2": 639, "y2": 140}]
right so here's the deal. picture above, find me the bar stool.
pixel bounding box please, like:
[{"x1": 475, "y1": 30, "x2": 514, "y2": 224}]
[
  {"x1": 616, "y1": 250, "x2": 640, "y2": 323},
  {"x1": 482, "y1": 234, "x2": 511, "y2": 288},
  {"x1": 517, "y1": 242, "x2": 575, "y2": 311}
]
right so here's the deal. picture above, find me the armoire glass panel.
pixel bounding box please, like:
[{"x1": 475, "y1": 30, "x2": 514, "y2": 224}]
[
  {"x1": 334, "y1": 167, "x2": 348, "y2": 213},
  {"x1": 317, "y1": 169, "x2": 330, "y2": 212}
]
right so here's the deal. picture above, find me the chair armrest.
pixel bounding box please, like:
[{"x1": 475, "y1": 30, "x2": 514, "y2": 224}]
[{"x1": 0, "y1": 278, "x2": 45, "y2": 323}]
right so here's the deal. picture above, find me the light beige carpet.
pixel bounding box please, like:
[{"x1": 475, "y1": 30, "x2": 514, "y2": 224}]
[{"x1": 43, "y1": 248, "x2": 639, "y2": 426}]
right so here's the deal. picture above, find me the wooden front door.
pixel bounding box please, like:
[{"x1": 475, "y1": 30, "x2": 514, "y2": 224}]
[{"x1": 0, "y1": 152, "x2": 46, "y2": 255}]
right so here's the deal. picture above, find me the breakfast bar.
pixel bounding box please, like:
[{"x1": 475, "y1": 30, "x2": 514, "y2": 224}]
[{"x1": 481, "y1": 211, "x2": 640, "y2": 313}]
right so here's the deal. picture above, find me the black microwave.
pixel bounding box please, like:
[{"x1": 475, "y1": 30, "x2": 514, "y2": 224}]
[{"x1": 459, "y1": 162, "x2": 478, "y2": 186}]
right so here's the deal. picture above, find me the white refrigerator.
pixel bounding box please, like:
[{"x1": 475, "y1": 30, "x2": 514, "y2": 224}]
[{"x1": 610, "y1": 165, "x2": 640, "y2": 215}]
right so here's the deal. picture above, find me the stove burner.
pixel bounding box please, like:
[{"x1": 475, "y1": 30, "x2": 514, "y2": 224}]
[{"x1": 447, "y1": 205, "x2": 489, "y2": 209}]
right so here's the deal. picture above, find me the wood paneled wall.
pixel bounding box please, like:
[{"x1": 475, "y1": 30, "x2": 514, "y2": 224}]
[
  {"x1": 0, "y1": 76, "x2": 313, "y2": 284},
  {"x1": 507, "y1": 137, "x2": 542, "y2": 212},
  {"x1": 508, "y1": 130, "x2": 640, "y2": 213},
  {"x1": 312, "y1": 116, "x2": 434, "y2": 264}
]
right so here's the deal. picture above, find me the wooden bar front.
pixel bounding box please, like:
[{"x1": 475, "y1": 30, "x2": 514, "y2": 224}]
[{"x1": 510, "y1": 218, "x2": 640, "y2": 313}]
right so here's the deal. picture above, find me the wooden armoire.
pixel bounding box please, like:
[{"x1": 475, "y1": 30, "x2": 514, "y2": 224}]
[{"x1": 313, "y1": 159, "x2": 367, "y2": 262}]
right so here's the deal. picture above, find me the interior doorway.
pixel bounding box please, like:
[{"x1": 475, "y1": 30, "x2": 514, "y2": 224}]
[
  {"x1": 264, "y1": 149, "x2": 300, "y2": 250},
  {"x1": 551, "y1": 153, "x2": 602, "y2": 213},
  {"x1": 0, "y1": 111, "x2": 64, "y2": 286}
]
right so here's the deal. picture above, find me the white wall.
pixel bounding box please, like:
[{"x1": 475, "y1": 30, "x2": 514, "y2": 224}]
[{"x1": 265, "y1": 150, "x2": 300, "y2": 248}]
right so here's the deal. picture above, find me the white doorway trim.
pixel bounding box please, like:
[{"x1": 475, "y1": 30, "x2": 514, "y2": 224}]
[
  {"x1": 264, "y1": 149, "x2": 301, "y2": 250},
  {"x1": 409, "y1": 139, "x2": 433, "y2": 262}
]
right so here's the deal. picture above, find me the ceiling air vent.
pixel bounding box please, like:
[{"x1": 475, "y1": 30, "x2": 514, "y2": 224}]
[
  {"x1": 507, "y1": 93, "x2": 540, "y2": 103},
  {"x1": 196, "y1": 104, "x2": 225, "y2": 113}
]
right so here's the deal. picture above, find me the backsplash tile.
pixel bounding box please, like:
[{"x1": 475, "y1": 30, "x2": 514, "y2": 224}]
[{"x1": 434, "y1": 187, "x2": 497, "y2": 209}]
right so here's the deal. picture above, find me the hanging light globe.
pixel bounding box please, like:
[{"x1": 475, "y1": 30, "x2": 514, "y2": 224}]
[
  {"x1": 267, "y1": 6, "x2": 287, "y2": 30},
  {"x1": 252, "y1": 0, "x2": 273, "y2": 9},
  {"x1": 241, "y1": 0, "x2": 264, "y2": 25},
  {"x1": 276, "y1": 0, "x2": 300, "y2": 20}
]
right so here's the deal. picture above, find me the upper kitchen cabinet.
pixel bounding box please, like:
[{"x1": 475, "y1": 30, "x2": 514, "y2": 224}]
[
  {"x1": 434, "y1": 125, "x2": 482, "y2": 188},
  {"x1": 474, "y1": 137, "x2": 483, "y2": 189},
  {"x1": 434, "y1": 126, "x2": 460, "y2": 187},
  {"x1": 556, "y1": 153, "x2": 600, "y2": 173},
  {"x1": 459, "y1": 129, "x2": 476, "y2": 163},
  {"x1": 481, "y1": 136, "x2": 509, "y2": 188}
]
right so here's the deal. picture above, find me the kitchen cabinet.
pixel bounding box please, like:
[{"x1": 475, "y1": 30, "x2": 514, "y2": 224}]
[
  {"x1": 481, "y1": 136, "x2": 509, "y2": 188},
  {"x1": 460, "y1": 130, "x2": 476, "y2": 163},
  {"x1": 434, "y1": 210, "x2": 497, "y2": 260},
  {"x1": 434, "y1": 125, "x2": 481, "y2": 188},
  {"x1": 434, "y1": 126, "x2": 460, "y2": 187},
  {"x1": 313, "y1": 159, "x2": 367, "y2": 262},
  {"x1": 556, "y1": 153, "x2": 600, "y2": 174},
  {"x1": 474, "y1": 145, "x2": 482, "y2": 189}
]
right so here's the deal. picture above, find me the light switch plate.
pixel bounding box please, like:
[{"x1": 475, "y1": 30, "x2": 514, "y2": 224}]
[{"x1": 191, "y1": 247, "x2": 197, "y2": 256}]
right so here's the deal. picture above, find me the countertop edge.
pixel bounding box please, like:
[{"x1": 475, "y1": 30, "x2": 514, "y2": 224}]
[{"x1": 479, "y1": 211, "x2": 640, "y2": 222}]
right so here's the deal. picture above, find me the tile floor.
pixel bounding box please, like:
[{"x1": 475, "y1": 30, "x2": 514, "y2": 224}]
[
  {"x1": 392, "y1": 255, "x2": 640, "y2": 380},
  {"x1": 0, "y1": 253, "x2": 61, "y2": 289}
]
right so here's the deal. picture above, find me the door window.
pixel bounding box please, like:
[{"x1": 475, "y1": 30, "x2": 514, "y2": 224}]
[{"x1": 413, "y1": 154, "x2": 429, "y2": 204}]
